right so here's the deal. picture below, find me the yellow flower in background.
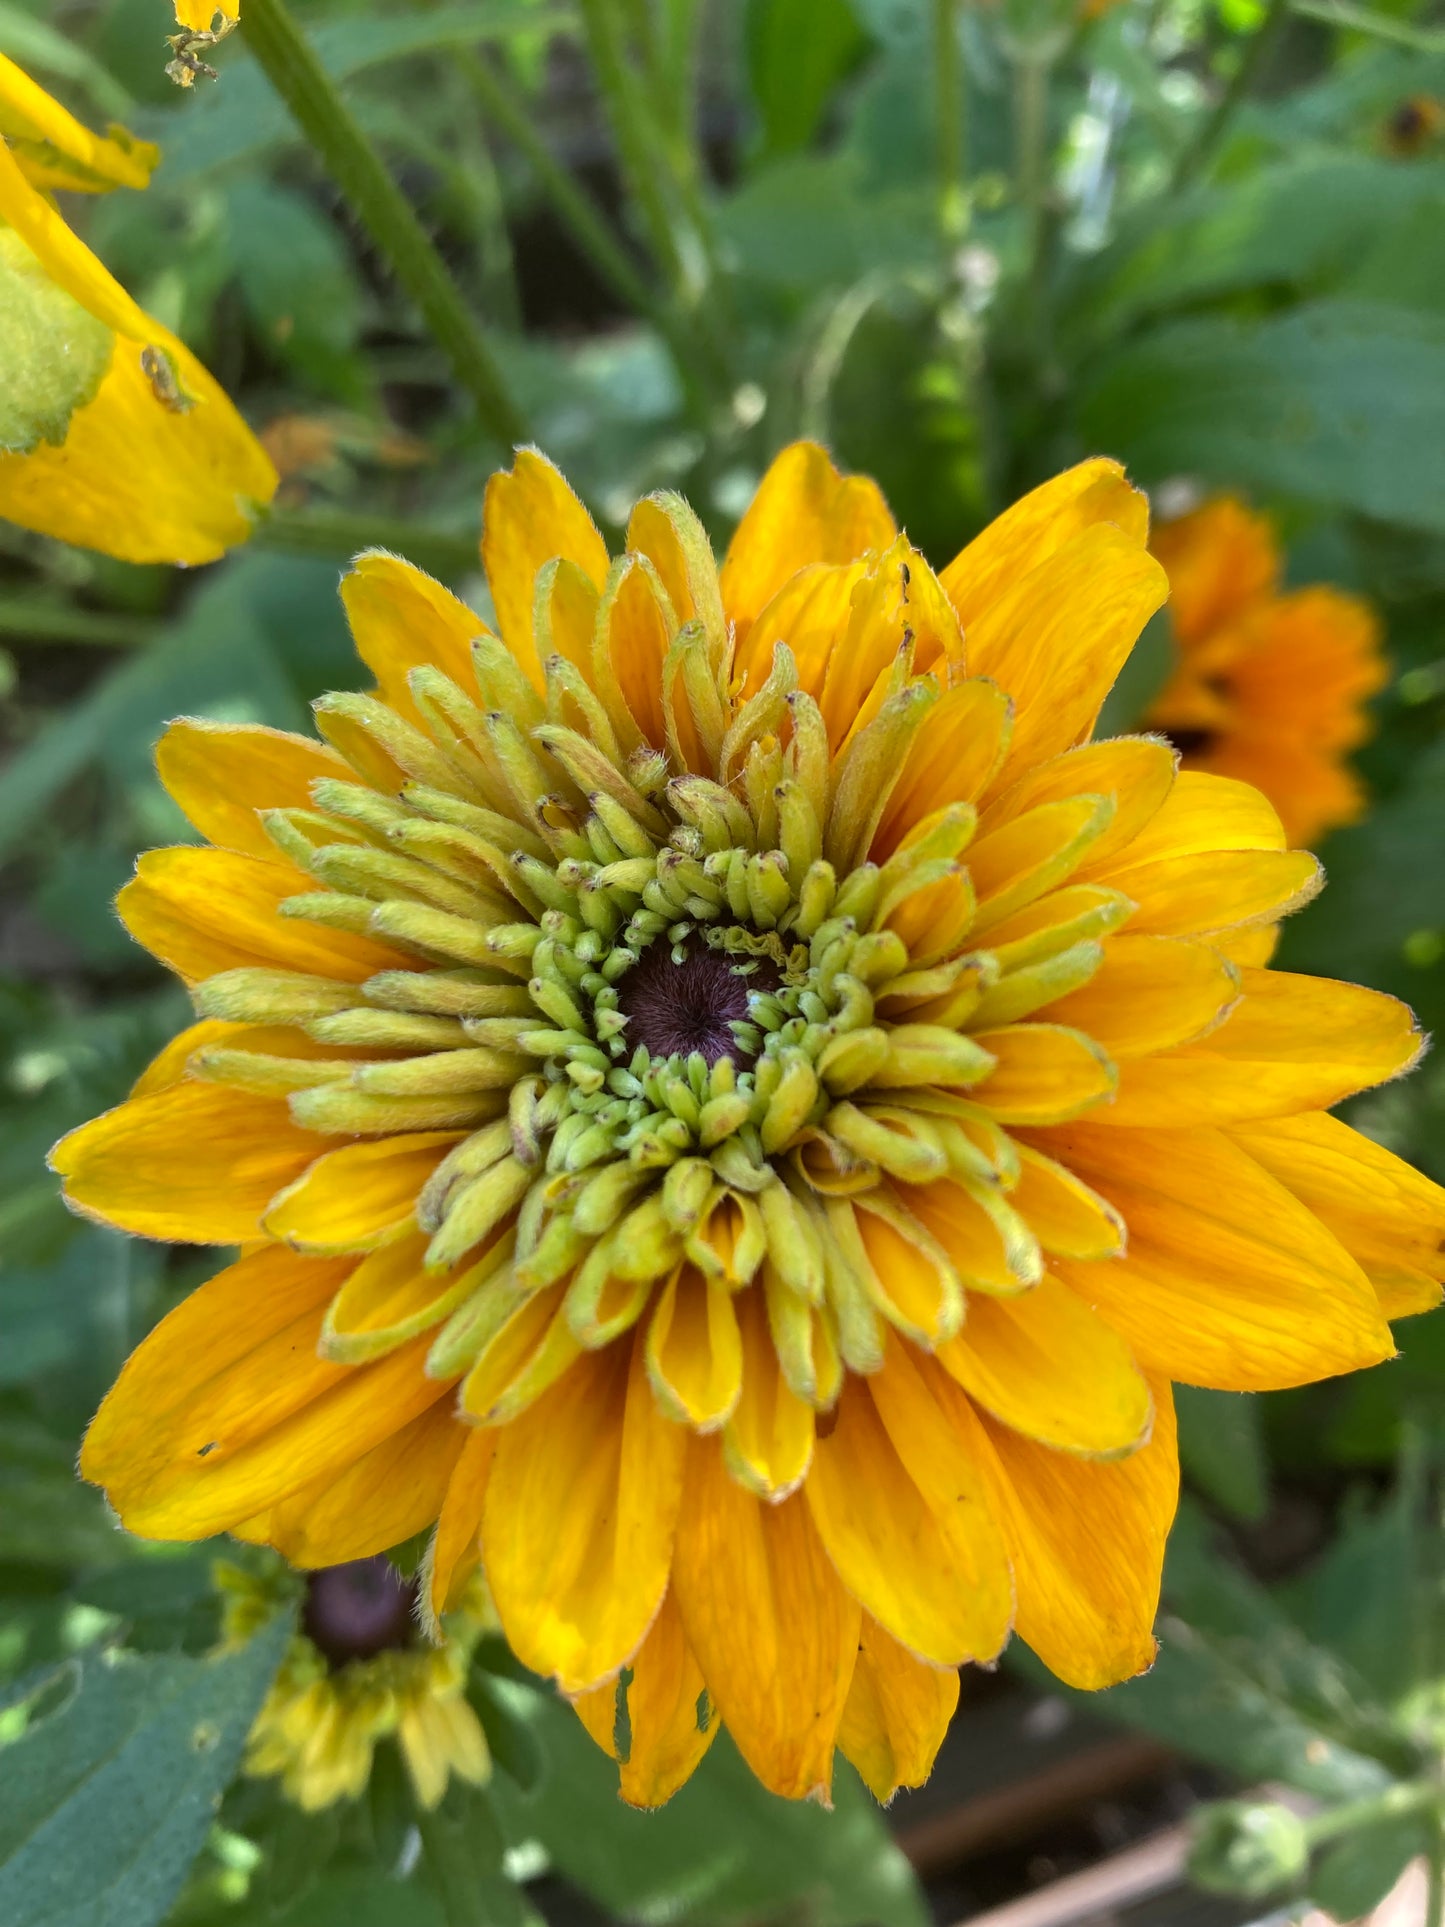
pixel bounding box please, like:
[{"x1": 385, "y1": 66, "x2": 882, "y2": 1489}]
[
  {"x1": 218, "y1": 1555, "x2": 492, "y2": 1812},
  {"x1": 1147, "y1": 498, "x2": 1388, "y2": 848},
  {"x1": 0, "y1": 63, "x2": 276, "y2": 562},
  {"x1": 55, "y1": 445, "x2": 1445, "y2": 1809},
  {"x1": 0, "y1": 52, "x2": 158, "y2": 192}
]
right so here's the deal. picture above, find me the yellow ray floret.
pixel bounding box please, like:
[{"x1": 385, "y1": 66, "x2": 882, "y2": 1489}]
[
  {"x1": 0, "y1": 72, "x2": 275, "y2": 562},
  {"x1": 54, "y1": 442, "x2": 1443, "y2": 1810}
]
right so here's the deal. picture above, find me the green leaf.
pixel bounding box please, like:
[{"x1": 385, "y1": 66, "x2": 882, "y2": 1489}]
[
  {"x1": 0, "y1": 1610, "x2": 292, "y2": 1927},
  {"x1": 151, "y1": 5, "x2": 577, "y2": 182},
  {"x1": 746, "y1": 0, "x2": 870, "y2": 162},
  {"x1": 1309, "y1": 1813, "x2": 1431, "y2": 1920},
  {"x1": 0, "y1": 229, "x2": 112, "y2": 457},
  {"x1": 488, "y1": 1676, "x2": 927, "y2": 1927},
  {"x1": 0, "y1": 1415, "x2": 129, "y2": 1572},
  {"x1": 1077, "y1": 301, "x2": 1445, "y2": 535},
  {"x1": 1173, "y1": 1386, "x2": 1269, "y2": 1521},
  {"x1": 222, "y1": 179, "x2": 370, "y2": 404},
  {"x1": 260, "y1": 1868, "x2": 445, "y2": 1927}
]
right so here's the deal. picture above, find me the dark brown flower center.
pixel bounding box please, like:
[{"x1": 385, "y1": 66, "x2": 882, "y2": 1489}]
[
  {"x1": 616, "y1": 939, "x2": 777, "y2": 1068},
  {"x1": 302, "y1": 1556, "x2": 417, "y2": 1667}
]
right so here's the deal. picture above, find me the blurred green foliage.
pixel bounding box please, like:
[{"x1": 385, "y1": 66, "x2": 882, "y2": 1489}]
[{"x1": 2, "y1": 0, "x2": 1445, "y2": 1918}]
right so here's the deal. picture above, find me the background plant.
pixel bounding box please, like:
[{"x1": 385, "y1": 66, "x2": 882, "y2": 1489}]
[{"x1": 1, "y1": 0, "x2": 1444, "y2": 1920}]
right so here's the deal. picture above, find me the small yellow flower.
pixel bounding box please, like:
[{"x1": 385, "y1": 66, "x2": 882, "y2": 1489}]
[
  {"x1": 55, "y1": 446, "x2": 1444, "y2": 1809},
  {"x1": 218, "y1": 1555, "x2": 492, "y2": 1813},
  {"x1": 0, "y1": 62, "x2": 276, "y2": 562},
  {"x1": 1147, "y1": 498, "x2": 1388, "y2": 848}
]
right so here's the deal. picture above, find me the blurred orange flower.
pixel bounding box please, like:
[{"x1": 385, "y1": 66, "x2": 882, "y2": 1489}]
[{"x1": 1147, "y1": 498, "x2": 1387, "y2": 848}]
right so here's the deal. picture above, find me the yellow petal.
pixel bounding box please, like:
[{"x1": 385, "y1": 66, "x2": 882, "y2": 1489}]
[
  {"x1": 720, "y1": 441, "x2": 895, "y2": 649},
  {"x1": 961, "y1": 1369, "x2": 1178, "y2": 1689},
  {"x1": 871, "y1": 679, "x2": 1013, "y2": 860},
  {"x1": 1103, "y1": 847, "x2": 1322, "y2": 939},
  {"x1": 483, "y1": 1332, "x2": 686, "y2": 1694},
  {"x1": 806, "y1": 1358, "x2": 1012, "y2": 1669},
  {"x1": 907, "y1": 1178, "x2": 1041, "y2": 1294},
  {"x1": 261, "y1": 1398, "x2": 465, "y2": 1567},
  {"x1": 341, "y1": 552, "x2": 488, "y2": 718},
  {"x1": 673, "y1": 1432, "x2": 859, "y2": 1802},
  {"x1": 836, "y1": 1616, "x2": 959, "y2": 1805},
  {"x1": 482, "y1": 448, "x2": 610, "y2": 684},
  {"x1": 155, "y1": 720, "x2": 345, "y2": 861},
  {"x1": 52, "y1": 1080, "x2": 321, "y2": 1243},
  {"x1": 972, "y1": 1023, "x2": 1117, "y2": 1125},
  {"x1": 980, "y1": 738, "x2": 1178, "y2": 874},
  {"x1": 722, "y1": 1286, "x2": 816, "y2": 1498},
  {"x1": 0, "y1": 144, "x2": 275, "y2": 564},
  {"x1": 1150, "y1": 496, "x2": 1277, "y2": 645},
  {"x1": 596, "y1": 555, "x2": 672, "y2": 750},
  {"x1": 955, "y1": 522, "x2": 1166, "y2": 797},
  {"x1": 573, "y1": 1588, "x2": 719, "y2": 1808},
  {"x1": 820, "y1": 541, "x2": 963, "y2": 747},
  {"x1": 1047, "y1": 934, "x2": 1239, "y2": 1057},
  {"x1": 1009, "y1": 1144, "x2": 1125, "y2": 1260},
  {"x1": 1229, "y1": 1111, "x2": 1445, "y2": 1314},
  {"x1": 0, "y1": 53, "x2": 157, "y2": 194},
  {"x1": 265, "y1": 1133, "x2": 459, "y2": 1253},
  {"x1": 941, "y1": 458, "x2": 1149, "y2": 632},
  {"x1": 322, "y1": 1231, "x2": 485, "y2": 1364},
  {"x1": 1048, "y1": 1122, "x2": 1394, "y2": 1389},
  {"x1": 461, "y1": 1282, "x2": 581, "y2": 1424},
  {"x1": 426, "y1": 1426, "x2": 498, "y2": 1622},
  {"x1": 119, "y1": 847, "x2": 410, "y2": 983},
  {"x1": 1081, "y1": 769, "x2": 1286, "y2": 867},
  {"x1": 969, "y1": 795, "x2": 1115, "y2": 933},
  {"x1": 129, "y1": 1018, "x2": 250, "y2": 1098},
  {"x1": 1212, "y1": 923, "x2": 1280, "y2": 968},
  {"x1": 646, "y1": 1266, "x2": 744, "y2": 1430},
  {"x1": 79, "y1": 1244, "x2": 442, "y2": 1539},
  {"x1": 1100, "y1": 968, "x2": 1423, "y2": 1126},
  {"x1": 938, "y1": 1274, "x2": 1152, "y2": 1456}
]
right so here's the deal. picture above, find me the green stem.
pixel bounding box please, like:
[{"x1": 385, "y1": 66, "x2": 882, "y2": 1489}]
[
  {"x1": 1303, "y1": 1781, "x2": 1442, "y2": 1850},
  {"x1": 1427, "y1": 1813, "x2": 1445, "y2": 1927},
  {"x1": 252, "y1": 506, "x2": 481, "y2": 578},
  {"x1": 458, "y1": 48, "x2": 718, "y2": 423},
  {"x1": 0, "y1": 601, "x2": 155, "y2": 648},
  {"x1": 933, "y1": 0, "x2": 967, "y2": 247},
  {"x1": 240, "y1": 0, "x2": 525, "y2": 445},
  {"x1": 1015, "y1": 49, "x2": 1053, "y2": 361},
  {"x1": 578, "y1": 0, "x2": 691, "y2": 292},
  {"x1": 1171, "y1": 0, "x2": 1290, "y2": 189}
]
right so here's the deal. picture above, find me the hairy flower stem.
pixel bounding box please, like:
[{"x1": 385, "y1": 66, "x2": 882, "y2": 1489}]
[
  {"x1": 240, "y1": 0, "x2": 525, "y2": 446},
  {"x1": 252, "y1": 506, "x2": 481, "y2": 580},
  {"x1": 1014, "y1": 47, "x2": 1057, "y2": 383}
]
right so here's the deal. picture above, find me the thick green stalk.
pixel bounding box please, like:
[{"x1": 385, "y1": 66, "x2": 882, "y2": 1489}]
[
  {"x1": 0, "y1": 601, "x2": 154, "y2": 648},
  {"x1": 933, "y1": 0, "x2": 967, "y2": 246},
  {"x1": 577, "y1": 0, "x2": 692, "y2": 293},
  {"x1": 1015, "y1": 48, "x2": 1053, "y2": 362},
  {"x1": 253, "y1": 505, "x2": 481, "y2": 578},
  {"x1": 240, "y1": 0, "x2": 525, "y2": 445},
  {"x1": 1171, "y1": 0, "x2": 1290, "y2": 188}
]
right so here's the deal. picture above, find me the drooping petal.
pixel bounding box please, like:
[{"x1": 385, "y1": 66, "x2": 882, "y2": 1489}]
[
  {"x1": 954, "y1": 1369, "x2": 1179, "y2": 1689},
  {"x1": 573, "y1": 1588, "x2": 719, "y2": 1809},
  {"x1": 720, "y1": 442, "x2": 895, "y2": 648},
  {"x1": 1047, "y1": 1123, "x2": 1394, "y2": 1388},
  {"x1": 156, "y1": 720, "x2": 345, "y2": 860},
  {"x1": 673, "y1": 1432, "x2": 859, "y2": 1802},
  {"x1": 1229, "y1": 1111, "x2": 1445, "y2": 1317},
  {"x1": 1101, "y1": 969, "x2": 1423, "y2": 1126},
  {"x1": 806, "y1": 1364, "x2": 1012, "y2": 1668},
  {"x1": 426, "y1": 1426, "x2": 498, "y2": 1623},
  {"x1": 836, "y1": 1616, "x2": 960, "y2": 1805},
  {"x1": 483, "y1": 1333, "x2": 686, "y2": 1694},
  {"x1": 52, "y1": 1081, "x2": 322, "y2": 1243}
]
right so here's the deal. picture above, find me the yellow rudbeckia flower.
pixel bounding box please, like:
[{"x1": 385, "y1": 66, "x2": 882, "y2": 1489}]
[
  {"x1": 1147, "y1": 498, "x2": 1388, "y2": 848},
  {"x1": 0, "y1": 63, "x2": 276, "y2": 562},
  {"x1": 218, "y1": 1555, "x2": 492, "y2": 1812},
  {"x1": 55, "y1": 446, "x2": 1444, "y2": 1809}
]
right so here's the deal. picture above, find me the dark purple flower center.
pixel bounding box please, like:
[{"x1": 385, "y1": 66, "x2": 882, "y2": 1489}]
[
  {"x1": 302, "y1": 1556, "x2": 417, "y2": 1667},
  {"x1": 616, "y1": 939, "x2": 776, "y2": 1068}
]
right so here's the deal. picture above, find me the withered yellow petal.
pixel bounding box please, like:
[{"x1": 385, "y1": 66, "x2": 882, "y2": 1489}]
[
  {"x1": 573, "y1": 1588, "x2": 719, "y2": 1809},
  {"x1": 836, "y1": 1616, "x2": 959, "y2": 1805}
]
